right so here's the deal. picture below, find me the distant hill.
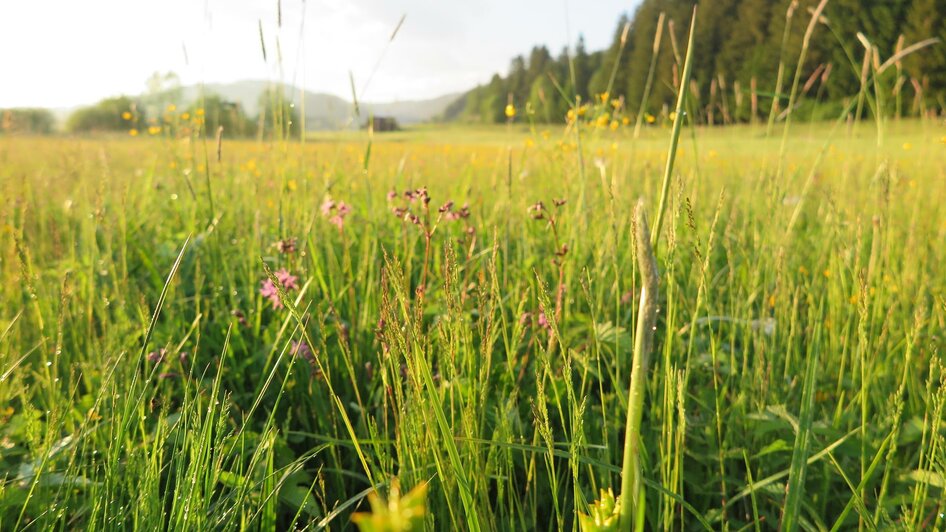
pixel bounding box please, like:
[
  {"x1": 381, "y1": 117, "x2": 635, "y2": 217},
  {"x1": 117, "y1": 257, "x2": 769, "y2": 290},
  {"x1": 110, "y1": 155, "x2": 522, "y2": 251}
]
[{"x1": 171, "y1": 80, "x2": 461, "y2": 130}]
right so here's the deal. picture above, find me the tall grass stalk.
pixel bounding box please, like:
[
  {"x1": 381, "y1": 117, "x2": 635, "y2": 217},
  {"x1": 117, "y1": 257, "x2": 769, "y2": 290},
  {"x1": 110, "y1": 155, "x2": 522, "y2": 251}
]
[{"x1": 633, "y1": 12, "x2": 666, "y2": 139}]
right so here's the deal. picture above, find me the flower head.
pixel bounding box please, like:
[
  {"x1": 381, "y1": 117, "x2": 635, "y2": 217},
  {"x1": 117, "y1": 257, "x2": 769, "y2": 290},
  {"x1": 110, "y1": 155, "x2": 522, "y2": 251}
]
[
  {"x1": 290, "y1": 340, "x2": 315, "y2": 365},
  {"x1": 505, "y1": 103, "x2": 516, "y2": 119},
  {"x1": 275, "y1": 238, "x2": 297, "y2": 254},
  {"x1": 147, "y1": 348, "x2": 167, "y2": 364},
  {"x1": 260, "y1": 268, "x2": 299, "y2": 309}
]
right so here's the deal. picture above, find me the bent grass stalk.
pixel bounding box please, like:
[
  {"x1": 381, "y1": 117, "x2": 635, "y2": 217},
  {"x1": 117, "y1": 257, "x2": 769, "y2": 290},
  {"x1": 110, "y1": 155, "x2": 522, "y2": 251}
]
[
  {"x1": 618, "y1": 8, "x2": 696, "y2": 531},
  {"x1": 618, "y1": 202, "x2": 659, "y2": 531},
  {"x1": 633, "y1": 12, "x2": 666, "y2": 139}
]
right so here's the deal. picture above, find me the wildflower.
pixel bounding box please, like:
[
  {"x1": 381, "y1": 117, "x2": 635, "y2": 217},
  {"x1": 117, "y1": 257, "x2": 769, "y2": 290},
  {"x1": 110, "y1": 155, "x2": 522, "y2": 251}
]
[
  {"x1": 528, "y1": 201, "x2": 546, "y2": 220},
  {"x1": 596, "y1": 114, "x2": 610, "y2": 128},
  {"x1": 444, "y1": 203, "x2": 471, "y2": 221},
  {"x1": 275, "y1": 237, "x2": 297, "y2": 254},
  {"x1": 166, "y1": 104, "x2": 177, "y2": 112},
  {"x1": 609, "y1": 120, "x2": 619, "y2": 131},
  {"x1": 438, "y1": 201, "x2": 454, "y2": 214},
  {"x1": 519, "y1": 312, "x2": 532, "y2": 326},
  {"x1": 553, "y1": 198, "x2": 567, "y2": 207},
  {"x1": 320, "y1": 197, "x2": 336, "y2": 216},
  {"x1": 195, "y1": 108, "x2": 205, "y2": 116},
  {"x1": 148, "y1": 126, "x2": 161, "y2": 135},
  {"x1": 645, "y1": 113, "x2": 656, "y2": 124},
  {"x1": 599, "y1": 92, "x2": 609, "y2": 103},
  {"x1": 566, "y1": 109, "x2": 576, "y2": 122},
  {"x1": 290, "y1": 340, "x2": 315, "y2": 366},
  {"x1": 622, "y1": 117, "x2": 630, "y2": 125},
  {"x1": 669, "y1": 111, "x2": 677, "y2": 122},
  {"x1": 181, "y1": 112, "x2": 191, "y2": 121},
  {"x1": 505, "y1": 103, "x2": 516, "y2": 119},
  {"x1": 386, "y1": 189, "x2": 398, "y2": 202},
  {"x1": 231, "y1": 309, "x2": 248, "y2": 327},
  {"x1": 326, "y1": 202, "x2": 351, "y2": 230},
  {"x1": 275, "y1": 269, "x2": 299, "y2": 290},
  {"x1": 147, "y1": 348, "x2": 167, "y2": 364},
  {"x1": 129, "y1": 128, "x2": 139, "y2": 137},
  {"x1": 260, "y1": 268, "x2": 299, "y2": 309},
  {"x1": 537, "y1": 312, "x2": 551, "y2": 331},
  {"x1": 122, "y1": 111, "x2": 132, "y2": 120}
]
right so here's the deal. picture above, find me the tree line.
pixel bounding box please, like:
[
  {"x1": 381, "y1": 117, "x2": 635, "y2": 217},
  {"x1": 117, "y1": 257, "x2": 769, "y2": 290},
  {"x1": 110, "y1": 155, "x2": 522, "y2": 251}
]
[{"x1": 444, "y1": 0, "x2": 946, "y2": 124}]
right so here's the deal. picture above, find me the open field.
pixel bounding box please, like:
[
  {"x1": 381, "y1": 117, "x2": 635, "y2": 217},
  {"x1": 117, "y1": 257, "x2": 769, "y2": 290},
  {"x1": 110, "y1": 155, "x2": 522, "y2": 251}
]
[{"x1": 2, "y1": 119, "x2": 946, "y2": 530}]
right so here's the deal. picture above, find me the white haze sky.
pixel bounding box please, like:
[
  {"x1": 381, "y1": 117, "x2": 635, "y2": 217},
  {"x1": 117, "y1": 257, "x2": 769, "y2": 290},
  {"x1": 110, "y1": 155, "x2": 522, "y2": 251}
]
[{"x1": 0, "y1": 0, "x2": 640, "y2": 108}]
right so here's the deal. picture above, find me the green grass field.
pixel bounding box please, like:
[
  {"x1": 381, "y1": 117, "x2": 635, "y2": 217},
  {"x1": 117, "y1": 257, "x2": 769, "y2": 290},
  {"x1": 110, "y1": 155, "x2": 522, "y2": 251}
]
[{"x1": 2, "y1": 117, "x2": 946, "y2": 530}]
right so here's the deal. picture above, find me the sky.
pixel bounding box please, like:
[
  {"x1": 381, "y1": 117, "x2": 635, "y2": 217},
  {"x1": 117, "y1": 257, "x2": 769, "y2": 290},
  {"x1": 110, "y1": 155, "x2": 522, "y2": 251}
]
[{"x1": 0, "y1": 0, "x2": 640, "y2": 109}]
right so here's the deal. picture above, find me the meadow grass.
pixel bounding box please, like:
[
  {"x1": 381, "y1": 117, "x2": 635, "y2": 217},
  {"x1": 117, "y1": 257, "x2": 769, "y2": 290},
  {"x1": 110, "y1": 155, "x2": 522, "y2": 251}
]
[{"x1": 1, "y1": 114, "x2": 946, "y2": 530}]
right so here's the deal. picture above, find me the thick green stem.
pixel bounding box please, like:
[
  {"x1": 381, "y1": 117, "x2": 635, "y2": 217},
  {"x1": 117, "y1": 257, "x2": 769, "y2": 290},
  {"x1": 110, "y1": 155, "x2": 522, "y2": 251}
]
[{"x1": 619, "y1": 202, "x2": 659, "y2": 531}]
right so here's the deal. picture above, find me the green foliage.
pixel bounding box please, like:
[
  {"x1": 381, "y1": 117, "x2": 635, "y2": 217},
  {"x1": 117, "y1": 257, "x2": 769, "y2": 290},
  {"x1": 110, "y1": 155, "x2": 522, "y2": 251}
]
[
  {"x1": 66, "y1": 96, "x2": 142, "y2": 133},
  {"x1": 352, "y1": 481, "x2": 428, "y2": 532},
  {"x1": 451, "y1": 0, "x2": 946, "y2": 124},
  {"x1": 188, "y1": 93, "x2": 256, "y2": 138},
  {"x1": 0, "y1": 108, "x2": 55, "y2": 135}
]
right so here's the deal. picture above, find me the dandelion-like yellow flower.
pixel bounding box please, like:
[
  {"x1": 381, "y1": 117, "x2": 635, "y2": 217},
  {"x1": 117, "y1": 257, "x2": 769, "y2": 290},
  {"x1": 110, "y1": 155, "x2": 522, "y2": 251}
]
[
  {"x1": 645, "y1": 113, "x2": 655, "y2": 124},
  {"x1": 609, "y1": 120, "x2": 619, "y2": 131},
  {"x1": 122, "y1": 111, "x2": 132, "y2": 120},
  {"x1": 148, "y1": 126, "x2": 161, "y2": 135},
  {"x1": 166, "y1": 104, "x2": 177, "y2": 112},
  {"x1": 599, "y1": 92, "x2": 609, "y2": 103},
  {"x1": 611, "y1": 99, "x2": 622, "y2": 109},
  {"x1": 504, "y1": 104, "x2": 516, "y2": 119},
  {"x1": 196, "y1": 108, "x2": 205, "y2": 116},
  {"x1": 128, "y1": 128, "x2": 139, "y2": 137},
  {"x1": 622, "y1": 117, "x2": 630, "y2": 125},
  {"x1": 566, "y1": 109, "x2": 576, "y2": 122},
  {"x1": 596, "y1": 114, "x2": 610, "y2": 128},
  {"x1": 577, "y1": 104, "x2": 588, "y2": 117},
  {"x1": 181, "y1": 112, "x2": 191, "y2": 121},
  {"x1": 669, "y1": 111, "x2": 677, "y2": 122}
]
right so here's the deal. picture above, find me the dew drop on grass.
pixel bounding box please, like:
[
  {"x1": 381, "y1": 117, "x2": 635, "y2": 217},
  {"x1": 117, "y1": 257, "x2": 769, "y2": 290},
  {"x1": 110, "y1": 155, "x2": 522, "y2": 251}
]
[{"x1": 45, "y1": 361, "x2": 52, "y2": 366}]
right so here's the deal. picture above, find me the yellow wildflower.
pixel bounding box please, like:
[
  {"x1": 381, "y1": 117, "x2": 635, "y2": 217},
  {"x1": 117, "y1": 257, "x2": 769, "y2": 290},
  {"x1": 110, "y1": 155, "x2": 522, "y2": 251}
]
[
  {"x1": 181, "y1": 112, "x2": 191, "y2": 121},
  {"x1": 148, "y1": 126, "x2": 161, "y2": 135},
  {"x1": 128, "y1": 128, "x2": 139, "y2": 137},
  {"x1": 166, "y1": 104, "x2": 177, "y2": 112},
  {"x1": 645, "y1": 113, "x2": 655, "y2": 124},
  {"x1": 504, "y1": 104, "x2": 516, "y2": 119},
  {"x1": 121, "y1": 111, "x2": 132, "y2": 120}
]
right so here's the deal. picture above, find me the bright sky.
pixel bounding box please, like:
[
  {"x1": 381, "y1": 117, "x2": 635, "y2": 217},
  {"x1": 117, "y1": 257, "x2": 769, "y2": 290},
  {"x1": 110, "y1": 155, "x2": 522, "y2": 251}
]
[{"x1": 0, "y1": 0, "x2": 640, "y2": 108}]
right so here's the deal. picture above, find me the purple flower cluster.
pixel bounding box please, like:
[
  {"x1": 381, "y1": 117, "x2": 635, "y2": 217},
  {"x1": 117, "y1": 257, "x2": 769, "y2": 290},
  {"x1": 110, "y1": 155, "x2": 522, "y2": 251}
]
[
  {"x1": 321, "y1": 196, "x2": 351, "y2": 230},
  {"x1": 260, "y1": 268, "x2": 299, "y2": 309}
]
